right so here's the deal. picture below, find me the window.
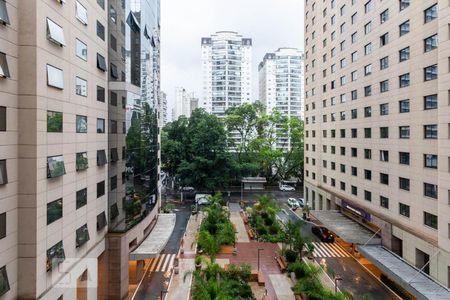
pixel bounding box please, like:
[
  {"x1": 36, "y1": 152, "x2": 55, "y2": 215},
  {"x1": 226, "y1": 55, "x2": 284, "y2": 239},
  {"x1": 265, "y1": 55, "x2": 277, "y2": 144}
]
[
  {"x1": 97, "y1": 181, "x2": 105, "y2": 198},
  {"x1": 351, "y1": 148, "x2": 357, "y2": 157},
  {"x1": 97, "y1": 53, "x2": 107, "y2": 72},
  {"x1": 340, "y1": 164, "x2": 346, "y2": 173},
  {"x1": 351, "y1": 13, "x2": 357, "y2": 24},
  {"x1": 399, "y1": 20, "x2": 410, "y2": 36},
  {"x1": 97, "y1": 86, "x2": 105, "y2": 102},
  {"x1": 364, "y1": 128, "x2": 372, "y2": 138},
  {"x1": 76, "y1": 188, "x2": 87, "y2": 209},
  {"x1": 75, "y1": 77, "x2": 87, "y2": 97},
  {"x1": 110, "y1": 203, "x2": 119, "y2": 219},
  {"x1": 399, "y1": 203, "x2": 410, "y2": 217},
  {"x1": 400, "y1": 152, "x2": 410, "y2": 165},
  {"x1": 351, "y1": 186, "x2": 357, "y2": 195},
  {"x1": 400, "y1": 0, "x2": 410, "y2": 11},
  {"x1": 76, "y1": 115, "x2": 87, "y2": 133},
  {"x1": 97, "y1": 118, "x2": 105, "y2": 133},
  {"x1": 0, "y1": 160, "x2": 6, "y2": 185},
  {"x1": 0, "y1": 266, "x2": 7, "y2": 296},
  {"x1": 399, "y1": 178, "x2": 410, "y2": 191},
  {"x1": 424, "y1": 34, "x2": 438, "y2": 52},
  {"x1": 380, "y1": 127, "x2": 389, "y2": 138},
  {"x1": 97, "y1": 0, "x2": 105, "y2": 9},
  {"x1": 111, "y1": 148, "x2": 119, "y2": 162},
  {"x1": 47, "y1": 111, "x2": 63, "y2": 132},
  {"x1": 110, "y1": 5, "x2": 117, "y2": 23},
  {"x1": 424, "y1": 94, "x2": 438, "y2": 109},
  {"x1": 110, "y1": 175, "x2": 117, "y2": 191},
  {"x1": 399, "y1": 73, "x2": 410, "y2": 87},
  {"x1": 424, "y1": 154, "x2": 438, "y2": 168},
  {"x1": 0, "y1": 52, "x2": 10, "y2": 78},
  {"x1": 364, "y1": 22, "x2": 372, "y2": 34},
  {"x1": 351, "y1": 128, "x2": 357, "y2": 137},
  {"x1": 46, "y1": 18, "x2": 66, "y2": 47},
  {"x1": 96, "y1": 21, "x2": 105, "y2": 40},
  {"x1": 364, "y1": 191, "x2": 372, "y2": 202},
  {"x1": 75, "y1": 1, "x2": 88, "y2": 25},
  {"x1": 399, "y1": 99, "x2": 410, "y2": 113},
  {"x1": 380, "y1": 56, "x2": 389, "y2": 70},
  {"x1": 351, "y1": 51, "x2": 358, "y2": 62},
  {"x1": 364, "y1": 106, "x2": 372, "y2": 117},
  {"x1": 76, "y1": 39, "x2": 87, "y2": 61},
  {"x1": 0, "y1": 106, "x2": 4, "y2": 131},
  {"x1": 424, "y1": 124, "x2": 437, "y2": 139},
  {"x1": 365, "y1": 0, "x2": 373, "y2": 13},
  {"x1": 424, "y1": 4, "x2": 437, "y2": 23},
  {"x1": 47, "y1": 155, "x2": 66, "y2": 178},
  {"x1": 380, "y1": 9, "x2": 389, "y2": 23},
  {"x1": 380, "y1": 173, "x2": 389, "y2": 185},
  {"x1": 76, "y1": 152, "x2": 88, "y2": 171},
  {"x1": 364, "y1": 64, "x2": 372, "y2": 76},
  {"x1": 340, "y1": 181, "x2": 346, "y2": 191},
  {"x1": 0, "y1": 0, "x2": 10, "y2": 25},
  {"x1": 380, "y1": 150, "x2": 389, "y2": 162},
  {"x1": 424, "y1": 182, "x2": 438, "y2": 198},
  {"x1": 97, "y1": 150, "x2": 107, "y2": 166},
  {"x1": 46, "y1": 241, "x2": 65, "y2": 272},
  {"x1": 424, "y1": 65, "x2": 438, "y2": 81},
  {"x1": 364, "y1": 43, "x2": 372, "y2": 55},
  {"x1": 46, "y1": 64, "x2": 64, "y2": 89},
  {"x1": 365, "y1": 169, "x2": 372, "y2": 180},
  {"x1": 110, "y1": 63, "x2": 118, "y2": 79},
  {"x1": 399, "y1": 126, "x2": 410, "y2": 139},
  {"x1": 47, "y1": 198, "x2": 63, "y2": 225},
  {"x1": 380, "y1": 80, "x2": 389, "y2": 93},
  {"x1": 364, "y1": 149, "x2": 372, "y2": 159},
  {"x1": 110, "y1": 34, "x2": 117, "y2": 51},
  {"x1": 380, "y1": 196, "x2": 389, "y2": 209},
  {"x1": 424, "y1": 212, "x2": 438, "y2": 229},
  {"x1": 351, "y1": 109, "x2": 357, "y2": 119},
  {"x1": 380, "y1": 33, "x2": 389, "y2": 46},
  {"x1": 399, "y1": 47, "x2": 410, "y2": 62},
  {"x1": 97, "y1": 212, "x2": 107, "y2": 230},
  {"x1": 364, "y1": 85, "x2": 372, "y2": 96},
  {"x1": 0, "y1": 213, "x2": 4, "y2": 239},
  {"x1": 380, "y1": 103, "x2": 389, "y2": 116}
]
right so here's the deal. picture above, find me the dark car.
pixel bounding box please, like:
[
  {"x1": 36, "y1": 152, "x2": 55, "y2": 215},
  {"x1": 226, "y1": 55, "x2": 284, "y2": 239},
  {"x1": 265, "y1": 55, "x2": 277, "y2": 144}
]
[{"x1": 311, "y1": 226, "x2": 335, "y2": 243}]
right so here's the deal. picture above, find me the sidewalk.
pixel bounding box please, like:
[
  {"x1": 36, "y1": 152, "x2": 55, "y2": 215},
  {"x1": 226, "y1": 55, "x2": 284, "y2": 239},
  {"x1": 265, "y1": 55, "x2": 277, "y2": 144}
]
[{"x1": 229, "y1": 203, "x2": 249, "y2": 243}]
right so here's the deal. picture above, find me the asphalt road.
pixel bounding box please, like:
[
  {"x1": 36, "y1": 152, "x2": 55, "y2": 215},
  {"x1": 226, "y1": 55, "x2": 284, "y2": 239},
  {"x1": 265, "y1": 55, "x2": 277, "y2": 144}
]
[{"x1": 133, "y1": 204, "x2": 191, "y2": 300}]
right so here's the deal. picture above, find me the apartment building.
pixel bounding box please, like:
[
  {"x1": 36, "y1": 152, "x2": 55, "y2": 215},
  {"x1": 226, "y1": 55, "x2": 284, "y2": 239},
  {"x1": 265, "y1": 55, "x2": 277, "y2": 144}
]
[
  {"x1": 258, "y1": 48, "x2": 304, "y2": 151},
  {"x1": 0, "y1": 0, "x2": 161, "y2": 299},
  {"x1": 159, "y1": 91, "x2": 168, "y2": 126},
  {"x1": 200, "y1": 31, "x2": 252, "y2": 117},
  {"x1": 304, "y1": 0, "x2": 450, "y2": 297},
  {"x1": 173, "y1": 87, "x2": 192, "y2": 120}
]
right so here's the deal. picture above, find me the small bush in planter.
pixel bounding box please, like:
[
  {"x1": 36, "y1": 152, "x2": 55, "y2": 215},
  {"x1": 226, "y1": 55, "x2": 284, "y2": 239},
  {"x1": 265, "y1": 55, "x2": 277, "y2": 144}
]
[
  {"x1": 257, "y1": 226, "x2": 267, "y2": 236},
  {"x1": 264, "y1": 217, "x2": 274, "y2": 226},
  {"x1": 285, "y1": 249, "x2": 297, "y2": 263},
  {"x1": 268, "y1": 224, "x2": 278, "y2": 234}
]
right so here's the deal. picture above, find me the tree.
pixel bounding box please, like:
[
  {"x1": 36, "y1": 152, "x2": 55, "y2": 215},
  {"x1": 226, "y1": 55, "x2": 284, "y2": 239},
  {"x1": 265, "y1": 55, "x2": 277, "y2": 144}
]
[{"x1": 161, "y1": 116, "x2": 189, "y2": 177}]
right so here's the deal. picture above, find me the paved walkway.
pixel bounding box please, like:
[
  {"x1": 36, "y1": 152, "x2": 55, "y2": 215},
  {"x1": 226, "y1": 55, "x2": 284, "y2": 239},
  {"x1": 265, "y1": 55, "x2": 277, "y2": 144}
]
[
  {"x1": 229, "y1": 203, "x2": 250, "y2": 243},
  {"x1": 269, "y1": 274, "x2": 295, "y2": 300}
]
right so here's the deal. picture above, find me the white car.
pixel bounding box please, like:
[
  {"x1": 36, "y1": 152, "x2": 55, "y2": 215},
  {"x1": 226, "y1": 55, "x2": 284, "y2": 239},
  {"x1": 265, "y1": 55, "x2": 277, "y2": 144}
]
[
  {"x1": 297, "y1": 198, "x2": 305, "y2": 207},
  {"x1": 195, "y1": 194, "x2": 211, "y2": 205},
  {"x1": 287, "y1": 198, "x2": 300, "y2": 210},
  {"x1": 279, "y1": 184, "x2": 295, "y2": 191}
]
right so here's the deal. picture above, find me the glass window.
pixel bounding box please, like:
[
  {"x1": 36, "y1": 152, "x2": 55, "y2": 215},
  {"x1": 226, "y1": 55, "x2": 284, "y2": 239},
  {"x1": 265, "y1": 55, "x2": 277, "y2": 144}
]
[
  {"x1": 364, "y1": 85, "x2": 372, "y2": 96},
  {"x1": 110, "y1": 120, "x2": 117, "y2": 133},
  {"x1": 364, "y1": 149, "x2": 372, "y2": 159},
  {"x1": 380, "y1": 173, "x2": 389, "y2": 185},
  {"x1": 364, "y1": 43, "x2": 372, "y2": 55},
  {"x1": 75, "y1": 77, "x2": 87, "y2": 96},
  {"x1": 0, "y1": 212, "x2": 4, "y2": 239},
  {"x1": 399, "y1": 203, "x2": 410, "y2": 218},
  {"x1": 424, "y1": 65, "x2": 438, "y2": 81},
  {"x1": 110, "y1": 63, "x2": 118, "y2": 79},
  {"x1": 97, "y1": 212, "x2": 107, "y2": 230},
  {"x1": 424, "y1": 34, "x2": 438, "y2": 52},
  {"x1": 110, "y1": 34, "x2": 117, "y2": 51},
  {"x1": 76, "y1": 115, "x2": 87, "y2": 133},
  {"x1": 399, "y1": 73, "x2": 410, "y2": 87},
  {"x1": 399, "y1": 99, "x2": 410, "y2": 113},
  {"x1": 424, "y1": 124, "x2": 438, "y2": 139},
  {"x1": 424, "y1": 154, "x2": 438, "y2": 168},
  {"x1": 0, "y1": 52, "x2": 10, "y2": 78},
  {"x1": 0, "y1": 0, "x2": 10, "y2": 25},
  {"x1": 424, "y1": 212, "x2": 438, "y2": 229},
  {"x1": 364, "y1": 128, "x2": 372, "y2": 138},
  {"x1": 380, "y1": 127, "x2": 389, "y2": 138},
  {"x1": 399, "y1": 178, "x2": 410, "y2": 191},
  {"x1": 47, "y1": 155, "x2": 66, "y2": 178},
  {"x1": 110, "y1": 5, "x2": 117, "y2": 23},
  {"x1": 75, "y1": 39, "x2": 87, "y2": 61},
  {"x1": 76, "y1": 188, "x2": 87, "y2": 209},
  {"x1": 365, "y1": 0, "x2": 373, "y2": 13},
  {"x1": 380, "y1": 9, "x2": 389, "y2": 23},
  {"x1": 399, "y1": 20, "x2": 410, "y2": 36},
  {"x1": 380, "y1": 33, "x2": 389, "y2": 46},
  {"x1": 97, "y1": 180, "x2": 105, "y2": 198},
  {"x1": 97, "y1": 118, "x2": 105, "y2": 133},
  {"x1": 380, "y1": 196, "x2": 389, "y2": 208},
  {"x1": 97, "y1": 150, "x2": 107, "y2": 166},
  {"x1": 365, "y1": 169, "x2": 372, "y2": 180},
  {"x1": 46, "y1": 241, "x2": 65, "y2": 272},
  {"x1": 0, "y1": 265, "x2": 8, "y2": 296},
  {"x1": 380, "y1": 56, "x2": 389, "y2": 70},
  {"x1": 364, "y1": 64, "x2": 372, "y2": 76},
  {"x1": 97, "y1": 86, "x2": 105, "y2": 102},
  {"x1": 399, "y1": 47, "x2": 410, "y2": 62},
  {"x1": 380, "y1": 103, "x2": 389, "y2": 115},
  {"x1": 76, "y1": 152, "x2": 88, "y2": 171},
  {"x1": 46, "y1": 64, "x2": 64, "y2": 89},
  {"x1": 96, "y1": 21, "x2": 105, "y2": 40},
  {"x1": 400, "y1": 0, "x2": 410, "y2": 11},
  {"x1": 110, "y1": 175, "x2": 117, "y2": 191},
  {"x1": 380, "y1": 80, "x2": 389, "y2": 93},
  {"x1": 364, "y1": 106, "x2": 372, "y2": 117},
  {"x1": 424, "y1": 94, "x2": 438, "y2": 109},
  {"x1": 47, "y1": 111, "x2": 63, "y2": 132},
  {"x1": 364, "y1": 191, "x2": 372, "y2": 201},
  {"x1": 424, "y1": 4, "x2": 437, "y2": 23},
  {"x1": 0, "y1": 160, "x2": 6, "y2": 185},
  {"x1": 110, "y1": 92, "x2": 117, "y2": 106},
  {"x1": 46, "y1": 18, "x2": 65, "y2": 47},
  {"x1": 76, "y1": 1, "x2": 88, "y2": 25},
  {"x1": 97, "y1": 53, "x2": 107, "y2": 72},
  {"x1": 399, "y1": 152, "x2": 410, "y2": 165},
  {"x1": 76, "y1": 224, "x2": 90, "y2": 247},
  {"x1": 380, "y1": 150, "x2": 389, "y2": 162},
  {"x1": 0, "y1": 106, "x2": 4, "y2": 131},
  {"x1": 47, "y1": 198, "x2": 62, "y2": 225},
  {"x1": 399, "y1": 126, "x2": 410, "y2": 139},
  {"x1": 97, "y1": 0, "x2": 105, "y2": 9},
  {"x1": 110, "y1": 203, "x2": 119, "y2": 219},
  {"x1": 111, "y1": 148, "x2": 119, "y2": 162},
  {"x1": 364, "y1": 22, "x2": 372, "y2": 34}
]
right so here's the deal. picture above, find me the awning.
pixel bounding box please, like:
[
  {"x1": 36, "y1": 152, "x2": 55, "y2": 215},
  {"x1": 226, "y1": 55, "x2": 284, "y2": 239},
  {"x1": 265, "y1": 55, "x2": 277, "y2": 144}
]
[
  {"x1": 129, "y1": 213, "x2": 176, "y2": 260},
  {"x1": 311, "y1": 210, "x2": 381, "y2": 245},
  {"x1": 358, "y1": 245, "x2": 450, "y2": 300}
]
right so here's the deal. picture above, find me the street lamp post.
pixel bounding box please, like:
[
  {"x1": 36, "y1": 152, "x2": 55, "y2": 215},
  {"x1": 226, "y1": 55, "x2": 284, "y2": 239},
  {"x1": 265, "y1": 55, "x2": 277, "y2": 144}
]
[
  {"x1": 334, "y1": 275, "x2": 342, "y2": 294},
  {"x1": 257, "y1": 248, "x2": 264, "y2": 272}
]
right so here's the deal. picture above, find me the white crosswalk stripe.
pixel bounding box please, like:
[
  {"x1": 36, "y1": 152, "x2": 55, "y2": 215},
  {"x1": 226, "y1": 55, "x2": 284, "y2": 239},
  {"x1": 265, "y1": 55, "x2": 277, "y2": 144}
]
[
  {"x1": 148, "y1": 254, "x2": 176, "y2": 274},
  {"x1": 312, "y1": 242, "x2": 350, "y2": 258}
]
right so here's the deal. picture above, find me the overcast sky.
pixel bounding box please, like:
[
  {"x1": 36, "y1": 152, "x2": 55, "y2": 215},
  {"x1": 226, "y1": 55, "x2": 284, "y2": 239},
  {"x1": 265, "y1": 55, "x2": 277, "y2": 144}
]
[{"x1": 160, "y1": 0, "x2": 304, "y2": 121}]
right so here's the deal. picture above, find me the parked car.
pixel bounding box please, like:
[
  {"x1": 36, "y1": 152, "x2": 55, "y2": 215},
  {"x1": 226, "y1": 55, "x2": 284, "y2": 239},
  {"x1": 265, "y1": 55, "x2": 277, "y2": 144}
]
[
  {"x1": 287, "y1": 198, "x2": 300, "y2": 210},
  {"x1": 311, "y1": 226, "x2": 335, "y2": 243},
  {"x1": 195, "y1": 194, "x2": 211, "y2": 205},
  {"x1": 297, "y1": 198, "x2": 305, "y2": 207},
  {"x1": 279, "y1": 184, "x2": 295, "y2": 191}
]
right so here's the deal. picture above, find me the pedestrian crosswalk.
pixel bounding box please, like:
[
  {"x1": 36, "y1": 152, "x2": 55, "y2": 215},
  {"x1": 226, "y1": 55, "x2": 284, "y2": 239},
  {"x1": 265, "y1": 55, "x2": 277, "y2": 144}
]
[
  {"x1": 311, "y1": 242, "x2": 351, "y2": 258},
  {"x1": 147, "y1": 254, "x2": 176, "y2": 274}
]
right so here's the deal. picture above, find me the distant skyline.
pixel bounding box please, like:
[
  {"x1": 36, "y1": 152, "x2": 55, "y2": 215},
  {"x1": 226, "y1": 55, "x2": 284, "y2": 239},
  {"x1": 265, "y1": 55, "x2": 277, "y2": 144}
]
[{"x1": 160, "y1": 0, "x2": 304, "y2": 122}]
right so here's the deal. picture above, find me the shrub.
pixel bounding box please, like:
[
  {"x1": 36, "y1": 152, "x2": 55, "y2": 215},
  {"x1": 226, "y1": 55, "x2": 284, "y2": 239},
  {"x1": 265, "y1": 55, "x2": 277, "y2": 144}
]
[
  {"x1": 268, "y1": 224, "x2": 278, "y2": 234},
  {"x1": 285, "y1": 249, "x2": 297, "y2": 263},
  {"x1": 217, "y1": 222, "x2": 236, "y2": 245},
  {"x1": 257, "y1": 225, "x2": 267, "y2": 236},
  {"x1": 264, "y1": 216, "x2": 274, "y2": 226}
]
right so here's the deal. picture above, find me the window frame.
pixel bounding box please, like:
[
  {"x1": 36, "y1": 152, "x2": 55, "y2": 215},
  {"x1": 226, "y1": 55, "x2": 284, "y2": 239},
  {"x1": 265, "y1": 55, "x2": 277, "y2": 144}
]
[
  {"x1": 46, "y1": 18, "x2": 66, "y2": 47},
  {"x1": 75, "y1": 1, "x2": 88, "y2": 25},
  {"x1": 46, "y1": 64, "x2": 64, "y2": 89}
]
